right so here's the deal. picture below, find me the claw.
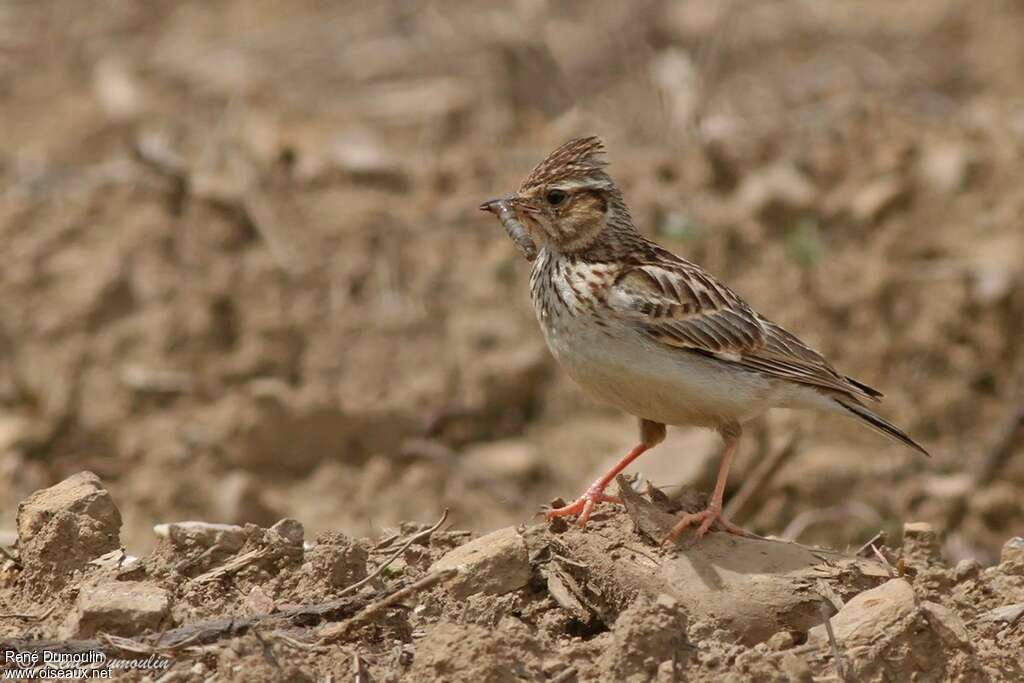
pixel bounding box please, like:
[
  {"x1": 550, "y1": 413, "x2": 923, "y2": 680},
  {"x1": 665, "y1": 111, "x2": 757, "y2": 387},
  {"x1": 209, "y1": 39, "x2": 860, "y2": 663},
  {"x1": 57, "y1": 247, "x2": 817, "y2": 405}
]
[
  {"x1": 545, "y1": 489, "x2": 622, "y2": 528},
  {"x1": 662, "y1": 505, "x2": 749, "y2": 545},
  {"x1": 544, "y1": 439, "x2": 654, "y2": 529}
]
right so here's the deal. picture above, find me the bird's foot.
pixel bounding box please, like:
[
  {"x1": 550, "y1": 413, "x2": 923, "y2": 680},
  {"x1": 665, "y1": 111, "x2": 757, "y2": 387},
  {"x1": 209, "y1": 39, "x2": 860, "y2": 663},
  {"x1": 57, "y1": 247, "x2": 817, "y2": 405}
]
[
  {"x1": 544, "y1": 482, "x2": 622, "y2": 528},
  {"x1": 663, "y1": 504, "x2": 749, "y2": 544}
]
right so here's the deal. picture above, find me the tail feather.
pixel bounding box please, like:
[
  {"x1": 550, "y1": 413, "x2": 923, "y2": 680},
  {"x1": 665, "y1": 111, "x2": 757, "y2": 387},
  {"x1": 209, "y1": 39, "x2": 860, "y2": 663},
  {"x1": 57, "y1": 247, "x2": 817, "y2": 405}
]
[
  {"x1": 835, "y1": 398, "x2": 929, "y2": 456},
  {"x1": 844, "y1": 375, "x2": 884, "y2": 401}
]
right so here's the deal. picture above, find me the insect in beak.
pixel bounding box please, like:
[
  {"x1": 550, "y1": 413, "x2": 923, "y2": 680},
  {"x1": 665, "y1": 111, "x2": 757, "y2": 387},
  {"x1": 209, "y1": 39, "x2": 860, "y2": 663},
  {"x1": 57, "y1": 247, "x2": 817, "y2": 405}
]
[{"x1": 480, "y1": 195, "x2": 538, "y2": 261}]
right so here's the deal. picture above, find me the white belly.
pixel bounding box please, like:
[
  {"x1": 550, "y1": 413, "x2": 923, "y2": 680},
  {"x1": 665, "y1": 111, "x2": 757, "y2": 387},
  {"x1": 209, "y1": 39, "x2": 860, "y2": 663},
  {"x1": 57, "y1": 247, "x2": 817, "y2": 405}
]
[{"x1": 541, "y1": 312, "x2": 777, "y2": 428}]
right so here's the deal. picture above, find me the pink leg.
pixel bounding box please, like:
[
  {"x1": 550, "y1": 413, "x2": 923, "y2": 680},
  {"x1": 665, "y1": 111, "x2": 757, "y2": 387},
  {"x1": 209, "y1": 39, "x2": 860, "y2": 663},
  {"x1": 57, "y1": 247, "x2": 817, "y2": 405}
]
[
  {"x1": 665, "y1": 425, "x2": 749, "y2": 542},
  {"x1": 547, "y1": 419, "x2": 665, "y2": 528},
  {"x1": 545, "y1": 442, "x2": 649, "y2": 527}
]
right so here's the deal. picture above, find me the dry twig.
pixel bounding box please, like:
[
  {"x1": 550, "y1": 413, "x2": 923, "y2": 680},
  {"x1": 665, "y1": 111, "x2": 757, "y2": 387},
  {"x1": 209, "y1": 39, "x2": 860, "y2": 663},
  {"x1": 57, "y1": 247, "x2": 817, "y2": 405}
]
[
  {"x1": 870, "y1": 543, "x2": 896, "y2": 578},
  {"x1": 96, "y1": 633, "x2": 162, "y2": 656},
  {"x1": 192, "y1": 547, "x2": 270, "y2": 584},
  {"x1": 550, "y1": 667, "x2": 578, "y2": 683},
  {"x1": 855, "y1": 530, "x2": 885, "y2": 557},
  {"x1": 269, "y1": 632, "x2": 330, "y2": 653},
  {"x1": 0, "y1": 604, "x2": 54, "y2": 621},
  {"x1": 333, "y1": 508, "x2": 449, "y2": 600},
  {"x1": 815, "y1": 579, "x2": 845, "y2": 612},
  {"x1": 319, "y1": 568, "x2": 458, "y2": 643},
  {"x1": 820, "y1": 603, "x2": 851, "y2": 682},
  {"x1": 353, "y1": 651, "x2": 370, "y2": 683}
]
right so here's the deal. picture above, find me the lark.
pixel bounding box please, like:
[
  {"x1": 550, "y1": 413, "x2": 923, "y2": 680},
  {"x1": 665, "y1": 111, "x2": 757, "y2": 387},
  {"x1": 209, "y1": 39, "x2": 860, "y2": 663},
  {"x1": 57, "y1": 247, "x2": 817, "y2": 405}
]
[{"x1": 480, "y1": 136, "x2": 927, "y2": 541}]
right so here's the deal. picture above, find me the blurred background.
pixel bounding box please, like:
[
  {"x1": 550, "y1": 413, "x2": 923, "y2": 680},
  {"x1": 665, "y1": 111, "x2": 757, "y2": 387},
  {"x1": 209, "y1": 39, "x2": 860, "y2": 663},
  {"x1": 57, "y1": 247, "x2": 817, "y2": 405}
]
[{"x1": 1, "y1": 1, "x2": 1022, "y2": 562}]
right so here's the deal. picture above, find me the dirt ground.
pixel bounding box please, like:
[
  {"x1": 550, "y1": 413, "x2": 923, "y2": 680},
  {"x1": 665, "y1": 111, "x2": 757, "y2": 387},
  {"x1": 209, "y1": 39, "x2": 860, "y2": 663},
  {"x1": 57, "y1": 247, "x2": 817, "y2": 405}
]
[{"x1": 2, "y1": 1, "x2": 1023, "y2": 680}]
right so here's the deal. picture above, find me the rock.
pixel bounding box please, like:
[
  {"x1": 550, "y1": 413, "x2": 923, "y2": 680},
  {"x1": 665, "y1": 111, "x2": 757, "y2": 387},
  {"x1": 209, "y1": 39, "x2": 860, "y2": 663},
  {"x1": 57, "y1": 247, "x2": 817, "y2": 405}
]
[
  {"x1": 953, "y1": 558, "x2": 981, "y2": 582},
  {"x1": 543, "y1": 564, "x2": 595, "y2": 623},
  {"x1": 60, "y1": 581, "x2": 169, "y2": 638},
  {"x1": 269, "y1": 518, "x2": 305, "y2": 547},
  {"x1": 920, "y1": 601, "x2": 970, "y2": 649},
  {"x1": 604, "y1": 482, "x2": 891, "y2": 644},
  {"x1": 975, "y1": 603, "x2": 1024, "y2": 624},
  {"x1": 153, "y1": 521, "x2": 247, "y2": 553},
  {"x1": 765, "y1": 631, "x2": 796, "y2": 651},
  {"x1": 808, "y1": 578, "x2": 917, "y2": 649},
  {"x1": 902, "y1": 521, "x2": 942, "y2": 567},
  {"x1": 306, "y1": 531, "x2": 368, "y2": 588},
  {"x1": 999, "y1": 537, "x2": 1024, "y2": 573},
  {"x1": 88, "y1": 548, "x2": 136, "y2": 572},
  {"x1": 16, "y1": 471, "x2": 122, "y2": 587},
  {"x1": 430, "y1": 526, "x2": 531, "y2": 599},
  {"x1": 599, "y1": 594, "x2": 690, "y2": 683},
  {"x1": 244, "y1": 585, "x2": 276, "y2": 616},
  {"x1": 807, "y1": 578, "x2": 982, "y2": 680}
]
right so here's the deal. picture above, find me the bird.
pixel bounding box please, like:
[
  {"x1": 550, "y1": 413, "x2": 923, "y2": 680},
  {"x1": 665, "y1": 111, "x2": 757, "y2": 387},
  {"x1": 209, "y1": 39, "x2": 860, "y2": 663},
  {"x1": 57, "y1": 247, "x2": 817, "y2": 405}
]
[{"x1": 479, "y1": 136, "x2": 928, "y2": 542}]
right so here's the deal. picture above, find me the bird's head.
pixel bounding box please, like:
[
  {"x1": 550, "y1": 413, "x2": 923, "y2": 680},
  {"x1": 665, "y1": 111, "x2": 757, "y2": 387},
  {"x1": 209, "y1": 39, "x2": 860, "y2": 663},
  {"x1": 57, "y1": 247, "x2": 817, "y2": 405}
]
[{"x1": 481, "y1": 136, "x2": 629, "y2": 255}]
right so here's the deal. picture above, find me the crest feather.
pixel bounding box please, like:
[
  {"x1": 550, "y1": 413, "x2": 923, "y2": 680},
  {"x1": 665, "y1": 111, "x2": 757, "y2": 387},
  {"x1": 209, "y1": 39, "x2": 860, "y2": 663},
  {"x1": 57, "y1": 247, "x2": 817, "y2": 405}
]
[{"x1": 520, "y1": 136, "x2": 608, "y2": 191}]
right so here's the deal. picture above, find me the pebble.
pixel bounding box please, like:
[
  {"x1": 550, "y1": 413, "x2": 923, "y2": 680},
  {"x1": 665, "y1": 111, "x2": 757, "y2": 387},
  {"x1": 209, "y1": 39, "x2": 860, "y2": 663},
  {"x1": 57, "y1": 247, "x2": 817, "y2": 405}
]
[
  {"x1": 808, "y1": 578, "x2": 917, "y2": 649},
  {"x1": 16, "y1": 472, "x2": 122, "y2": 585},
  {"x1": 60, "y1": 581, "x2": 169, "y2": 638},
  {"x1": 999, "y1": 536, "x2": 1024, "y2": 571},
  {"x1": 270, "y1": 518, "x2": 305, "y2": 547},
  {"x1": 953, "y1": 557, "x2": 981, "y2": 582},
  {"x1": 975, "y1": 603, "x2": 1024, "y2": 624},
  {"x1": 430, "y1": 526, "x2": 531, "y2": 599},
  {"x1": 920, "y1": 600, "x2": 971, "y2": 649},
  {"x1": 307, "y1": 531, "x2": 368, "y2": 588},
  {"x1": 764, "y1": 630, "x2": 795, "y2": 651},
  {"x1": 154, "y1": 521, "x2": 247, "y2": 552}
]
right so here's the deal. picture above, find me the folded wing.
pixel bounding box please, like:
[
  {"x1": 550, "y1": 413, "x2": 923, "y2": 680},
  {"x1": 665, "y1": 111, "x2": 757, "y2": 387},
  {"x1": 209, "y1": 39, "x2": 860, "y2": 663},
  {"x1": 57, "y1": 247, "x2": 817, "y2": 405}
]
[{"x1": 607, "y1": 260, "x2": 882, "y2": 403}]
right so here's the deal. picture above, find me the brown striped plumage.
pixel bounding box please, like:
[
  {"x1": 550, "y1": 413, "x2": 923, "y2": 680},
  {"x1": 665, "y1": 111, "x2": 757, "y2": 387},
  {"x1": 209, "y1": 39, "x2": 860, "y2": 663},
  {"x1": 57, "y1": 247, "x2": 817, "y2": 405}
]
[{"x1": 481, "y1": 136, "x2": 927, "y2": 541}]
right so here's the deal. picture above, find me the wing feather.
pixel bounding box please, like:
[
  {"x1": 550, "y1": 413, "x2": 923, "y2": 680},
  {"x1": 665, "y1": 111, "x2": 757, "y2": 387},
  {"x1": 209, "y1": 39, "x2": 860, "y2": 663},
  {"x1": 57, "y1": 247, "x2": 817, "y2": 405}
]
[
  {"x1": 607, "y1": 261, "x2": 881, "y2": 402},
  {"x1": 609, "y1": 263, "x2": 766, "y2": 356}
]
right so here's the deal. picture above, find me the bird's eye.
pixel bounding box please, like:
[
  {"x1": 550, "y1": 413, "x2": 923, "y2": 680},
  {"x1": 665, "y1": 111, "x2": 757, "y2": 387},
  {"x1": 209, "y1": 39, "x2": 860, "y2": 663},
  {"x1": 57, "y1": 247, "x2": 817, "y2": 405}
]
[{"x1": 546, "y1": 189, "x2": 568, "y2": 206}]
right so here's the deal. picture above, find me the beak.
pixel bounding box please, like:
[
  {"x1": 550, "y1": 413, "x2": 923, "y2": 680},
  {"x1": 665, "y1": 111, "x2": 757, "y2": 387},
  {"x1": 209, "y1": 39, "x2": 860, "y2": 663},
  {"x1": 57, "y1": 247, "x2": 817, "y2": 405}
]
[
  {"x1": 479, "y1": 195, "x2": 538, "y2": 215},
  {"x1": 479, "y1": 196, "x2": 512, "y2": 213}
]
